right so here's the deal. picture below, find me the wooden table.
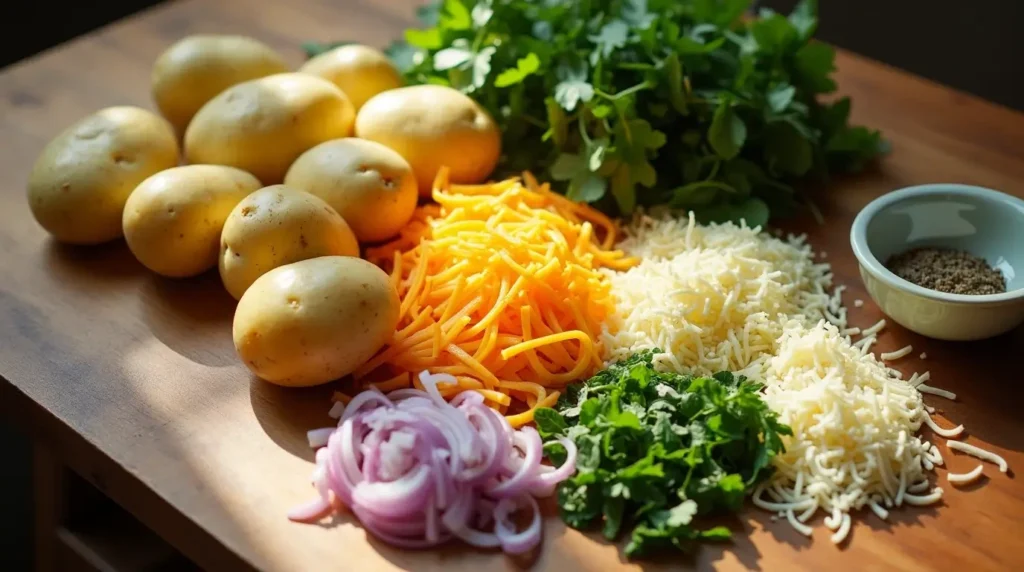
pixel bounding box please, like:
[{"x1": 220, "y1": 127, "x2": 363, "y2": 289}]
[{"x1": 2, "y1": 1, "x2": 1022, "y2": 570}]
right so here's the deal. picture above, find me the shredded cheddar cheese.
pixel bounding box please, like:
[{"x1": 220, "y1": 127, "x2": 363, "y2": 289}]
[{"x1": 357, "y1": 169, "x2": 636, "y2": 427}]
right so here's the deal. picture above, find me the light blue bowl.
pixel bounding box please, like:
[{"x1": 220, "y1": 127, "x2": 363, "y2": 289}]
[{"x1": 850, "y1": 184, "x2": 1024, "y2": 341}]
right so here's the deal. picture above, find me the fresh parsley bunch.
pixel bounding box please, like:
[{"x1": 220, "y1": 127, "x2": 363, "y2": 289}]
[
  {"x1": 357, "y1": 0, "x2": 885, "y2": 226},
  {"x1": 533, "y1": 350, "x2": 791, "y2": 558}
]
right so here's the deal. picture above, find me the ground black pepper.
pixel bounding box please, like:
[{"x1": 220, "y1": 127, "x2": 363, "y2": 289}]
[{"x1": 886, "y1": 247, "x2": 1006, "y2": 295}]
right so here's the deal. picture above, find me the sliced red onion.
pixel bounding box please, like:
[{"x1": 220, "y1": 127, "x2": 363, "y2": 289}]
[
  {"x1": 353, "y1": 464, "x2": 432, "y2": 519},
  {"x1": 417, "y1": 370, "x2": 457, "y2": 406},
  {"x1": 286, "y1": 497, "x2": 333, "y2": 523},
  {"x1": 487, "y1": 428, "x2": 542, "y2": 499},
  {"x1": 339, "y1": 387, "x2": 393, "y2": 424},
  {"x1": 530, "y1": 437, "x2": 577, "y2": 487},
  {"x1": 441, "y1": 492, "x2": 501, "y2": 548},
  {"x1": 307, "y1": 427, "x2": 335, "y2": 448},
  {"x1": 288, "y1": 371, "x2": 576, "y2": 556},
  {"x1": 328, "y1": 401, "x2": 345, "y2": 419},
  {"x1": 494, "y1": 495, "x2": 542, "y2": 555}
]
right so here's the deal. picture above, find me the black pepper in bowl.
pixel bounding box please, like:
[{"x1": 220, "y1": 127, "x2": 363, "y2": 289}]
[{"x1": 885, "y1": 247, "x2": 1007, "y2": 295}]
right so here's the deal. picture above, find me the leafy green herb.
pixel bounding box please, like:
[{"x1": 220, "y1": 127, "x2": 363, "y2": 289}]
[
  {"x1": 535, "y1": 351, "x2": 791, "y2": 559},
  {"x1": 331, "y1": 0, "x2": 885, "y2": 224}
]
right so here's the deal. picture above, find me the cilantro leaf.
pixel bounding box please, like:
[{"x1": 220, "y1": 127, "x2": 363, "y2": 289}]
[
  {"x1": 433, "y1": 47, "x2": 472, "y2": 71},
  {"x1": 590, "y1": 20, "x2": 630, "y2": 63},
  {"x1": 552, "y1": 351, "x2": 790, "y2": 559},
  {"x1": 708, "y1": 101, "x2": 747, "y2": 160},
  {"x1": 494, "y1": 53, "x2": 541, "y2": 88},
  {"x1": 534, "y1": 407, "x2": 567, "y2": 438},
  {"x1": 329, "y1": 0, "x2": 883, "y2": 224}
]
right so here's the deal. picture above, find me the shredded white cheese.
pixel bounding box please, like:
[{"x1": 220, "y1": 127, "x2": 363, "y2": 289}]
[
  {"x1": 603, "y1": 211, "x2": 839, "y2": 378},
  {"x1": 947, "y1": 465, "x2": 984, "y2": 485},
  {"x1": 862, "y1": 319, "x2": 887, "y2": 337},
  {"x1": 947, "y1": 441, "x2": 1009, "y2": 473},
  {"x1": 854, "y1": 299, "x2": 864, "y2": 307},
  {"x1": 604, "y1": 211, "x2": 1004, "y2": 546},
  {"x1": 918, "y1": 384, "x2": 957, "y2": 400},
  {"x1": 923, "y1": 413, "x2": 964, "y2": 438},
  {"x1": 758, "y1": 321, "x2": 940, "y2": 545},
  {"x1": 880, "y1": 345, "x2": 913, "y2": 361},
  {"x1": 919, "y1": 352, "x2": 928, "y2": 360}
]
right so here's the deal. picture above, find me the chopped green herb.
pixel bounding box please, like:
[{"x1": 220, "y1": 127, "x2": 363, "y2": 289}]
[
  {"x1": 534, "y1": 350, "x2": 791, "y2": 558},
  {"x1": 313, "y1": 0, "x2": 885, "y2": 223}
]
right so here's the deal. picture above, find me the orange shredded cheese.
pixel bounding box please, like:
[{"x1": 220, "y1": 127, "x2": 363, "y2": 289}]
[{"x1": 358, "y1": 168, "x2": 636, "y2": 427}]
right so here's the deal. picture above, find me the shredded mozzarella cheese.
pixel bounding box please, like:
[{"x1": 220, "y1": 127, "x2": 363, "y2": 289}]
[
  {"x1": 923, "y1": 413, "x2": 964, "y2": 437},
  {"x1": 947, "y1": 441, "x2": 1009, "y2": 473},
  {"x1": 603, "y1": 211, "x2": 839, "y2": 378},
  {"x1": 947, "y1": 465, "x2": 984, "y2": 485},
  {"x1": 759, "y1": 321, "x2": 940, "y2": 545},
  {"x1": 881, "y1": 345, "x2": 913, "y2": 361},
  {"x1": 918, "y1": 384, "x2": 957, "y2": 400}
]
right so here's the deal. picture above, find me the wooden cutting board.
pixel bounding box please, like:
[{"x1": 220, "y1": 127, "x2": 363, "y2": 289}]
[{"x1": 1, "y1": 1, "x2": 1022, "y2": 570}]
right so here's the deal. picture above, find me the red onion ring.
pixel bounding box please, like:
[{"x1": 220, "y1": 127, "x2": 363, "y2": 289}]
[
  {"x1": 288, "y1": 371, "x2": 578, "y2": 555},
  {"x1": 494, "y1": 495, "x2": 542, "y2": 555}
]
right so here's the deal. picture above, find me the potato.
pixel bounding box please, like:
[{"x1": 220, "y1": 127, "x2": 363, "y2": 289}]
[
  {"x1": 219, "y1": 185, "x2": 359, "y2": 299},
  {"x1": 298, "y1": 44, "x2": 402, "y2": 112},
  {"x1": 184, "y1": 73, "x2": 354, "y2": 184},
  {"x1": 355, "y1": 85, "x2": 501, "y2": 195},
  {"x1": 122, "y1": 165, "x2": 261, "y2": 277},
  {"x1": 151, "y1": 35, "x2": 289, "y2": 135},
  {"x1": 283, "y1": 138, "x2": 417, "y2": 242},
  {"x1": 27, "y1": 106, "x2": 179, "y2": 245},
  {"x1": 233, "y1": 256, "x2": 399, "y2": 387}
]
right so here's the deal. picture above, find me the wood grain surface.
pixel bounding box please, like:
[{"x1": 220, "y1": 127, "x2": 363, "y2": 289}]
[{"x1": 1, "y1": 1, "x2": 1022, "y2": 571}]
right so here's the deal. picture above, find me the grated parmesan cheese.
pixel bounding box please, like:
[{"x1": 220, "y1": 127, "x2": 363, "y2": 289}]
[
  {"x1": 602, "y1": 212, "x2": 839, "y2": 378},
  {"x1": 759, "y1": 321, "x2": 940, "y2": 544}
]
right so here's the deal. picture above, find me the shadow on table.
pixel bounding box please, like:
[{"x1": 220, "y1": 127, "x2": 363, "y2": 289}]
[
  {"x1": 43, "y1": 238, "x2": 145, "y2": 283},
  {"x1": 138, "y1": 270, "x2": 238, "y2": 368},
  {"x1": 249, "y1": 377, "x2": 337, "y2": 460}
]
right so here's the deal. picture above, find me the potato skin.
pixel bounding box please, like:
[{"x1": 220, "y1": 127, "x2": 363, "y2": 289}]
[
  {"x1": 298, "y1": 44, "x2": 402, "y2": 112},
  {"x1": 122, "y1": 165, "x2": 261, "y2": 277},
  {"x1": 27, "y1": 106, "x2": 180, "y2": 245},
  {"x1": 283, "y1": 138, "x2": 417, "y2": 243},
  {"x1": 219, "y1": 185, "x2": 359, "y2": 299},
  {"x1": 233, "y1": 256, "x2": 400, "y2": 387},
  {"x1": 184, "y1": 73, "x2": 355, "y2": 184},
  {"x1": 355, "y1": 85, "x2": 500, "y2": 195},
  {"x1": 151, "y1": 35, "x2": 289, "y2": 134}
]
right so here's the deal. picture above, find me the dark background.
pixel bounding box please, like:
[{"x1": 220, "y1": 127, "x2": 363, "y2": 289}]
[{"x1": 1, "y1": 1, "x2": 1022, "y2": 570}]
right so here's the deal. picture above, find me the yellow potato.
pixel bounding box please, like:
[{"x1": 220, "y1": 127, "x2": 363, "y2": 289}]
[
  {"x1": 298, "y1": 44, "x2": 402, "y2": 112},
  {"x1": 27, "y1": 106, "x2": 179, "y2": 245},
  {"x1": 219, "y1": 185, "x2": 359, "y2": 299},
  {"x1": 123, "y1": 165, "x2": 262, "y2": 277},
  {"x1": 356, "y1": 85, "x2": 501, "y2": 195},
  {"x1": 151, "y1": 35, "x2": 289, "y2": 135},
  {"x1": 184, "y1": 73, "x2": 354, "y2": 184},
  {"x1": 233, "y1": 256, "x2": 400, "y2": 387},
  {"x1": 283, "y1": 138, "x2": 417, "y2": 243}
]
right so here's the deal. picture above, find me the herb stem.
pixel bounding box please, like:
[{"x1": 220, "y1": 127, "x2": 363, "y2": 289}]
[
  {"x1": 595, "y1": 81, "x2": 655, "y2": 101},
  {"x1": 521, "y1": 114, "x2": 547, "y2": 129},
  {"x1": 577, "y1": 113, "x2": 593, "y2": 146},
  {"x1": 617, "y1": 62, "x2": 656, "y2": 71}
]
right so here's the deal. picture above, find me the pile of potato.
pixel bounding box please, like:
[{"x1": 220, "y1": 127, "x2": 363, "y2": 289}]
[{"x1": 26, "y1": 35, "x2": 501, "y2": 387}]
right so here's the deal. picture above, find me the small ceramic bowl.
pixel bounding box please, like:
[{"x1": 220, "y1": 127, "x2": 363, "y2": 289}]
[{"x1": 850, "y1": 183, "x2": 1024, "y2": 341}]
